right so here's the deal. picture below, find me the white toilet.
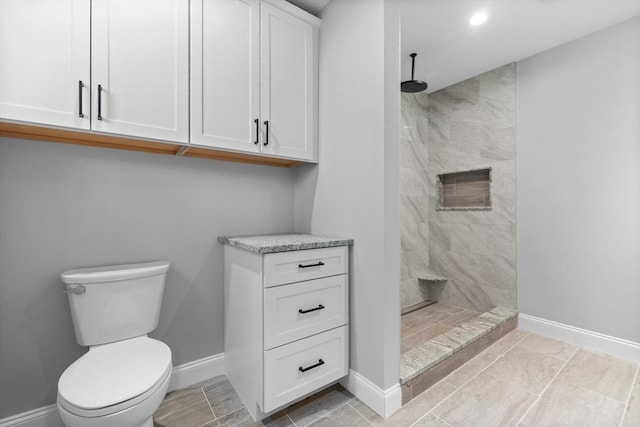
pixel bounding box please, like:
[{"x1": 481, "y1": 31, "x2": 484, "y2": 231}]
[{"x1": 57, "y1": 261, "x2": 173, "y2": 427}]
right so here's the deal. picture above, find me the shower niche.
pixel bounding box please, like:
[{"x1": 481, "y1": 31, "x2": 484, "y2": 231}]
[{"x1": 436, "y1": 168, "x2": 491, "y2": 210}]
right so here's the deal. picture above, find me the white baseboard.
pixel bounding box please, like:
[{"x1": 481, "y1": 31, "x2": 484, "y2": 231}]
[
  {"x1": 519, "y1": 313, "x2": 640, "y2": 363},
  {"x1": 168, "y1": 352, "x2": 225, "y2": 392},
  {"x1": 0, "y1": 405, "x2": 62, "y2": 427},
  {"x1": 0, "y1": 352, "x2": 225, "y2": 427},
  {"x1": 340, "y1": 369, "x2": 402, "y2": 419}
]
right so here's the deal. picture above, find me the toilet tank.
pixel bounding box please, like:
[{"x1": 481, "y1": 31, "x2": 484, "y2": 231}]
[{"x1": 60, "y1": 261, "x2": 170, "y2": 346}]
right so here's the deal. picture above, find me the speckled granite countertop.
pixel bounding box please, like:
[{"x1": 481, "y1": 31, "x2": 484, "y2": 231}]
[{"x1": 218, "y1": 233, "x2": 354, "y2": 254}]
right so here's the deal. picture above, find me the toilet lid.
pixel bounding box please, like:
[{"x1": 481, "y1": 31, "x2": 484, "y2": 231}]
[{"x1": 58, "y1": 336, "x2": 172, "y2": 410}]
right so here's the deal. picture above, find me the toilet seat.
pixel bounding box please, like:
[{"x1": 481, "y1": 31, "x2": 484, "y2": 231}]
[{"x1": 57, "y1": 336, "x2": 172, "y2": 418}]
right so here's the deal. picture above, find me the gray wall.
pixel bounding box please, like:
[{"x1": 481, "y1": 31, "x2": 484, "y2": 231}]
[
  {"x1": 0, "y1": 137, "x2": 295, "y2": 417},
  {"x1": 517, "y1": 17, "x2": 640, "y2": 342},
  {"x1": 427, "y1": 63, "x2": 517, "y2": 313},
  {"x1": 295, "y1": 0, "x2": 401, "y2": 391}
]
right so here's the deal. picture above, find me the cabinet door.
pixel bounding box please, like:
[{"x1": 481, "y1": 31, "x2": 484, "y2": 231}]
[
  {"x1": 0, "y1": 0, "x2": 90, "y2": 129},
  {"x1": 260, "y1": 2, "x2": 316, "y2": 161},
  {"x1": 91, "y1": 0, "x2": 189, "y2": 142},
  {"x1": 191, "y1": 0, "x2": 260, "y2": 152}
]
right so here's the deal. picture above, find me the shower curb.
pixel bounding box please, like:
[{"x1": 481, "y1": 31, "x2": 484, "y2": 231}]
[{"x1": 400, "y1": 308, "x2": 517, "y2": 405}]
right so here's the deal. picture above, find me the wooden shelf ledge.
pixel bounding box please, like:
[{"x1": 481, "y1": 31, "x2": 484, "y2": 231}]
[{"x1": 0, "y1": 121, "x2": 304, "y2": 168}]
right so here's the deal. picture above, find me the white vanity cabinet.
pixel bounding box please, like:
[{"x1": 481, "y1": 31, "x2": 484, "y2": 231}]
[
  {"x1": 0, "y1": 0, "x2": 189, "y2": 143},
  {"x1": 221, "y1": 236, "x2": 350, "y2": 421},
  {"x1": 191, "y1": 0, "x2": 319, "y2": 162}
]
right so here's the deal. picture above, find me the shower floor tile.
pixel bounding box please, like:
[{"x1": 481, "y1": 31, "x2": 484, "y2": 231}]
[{"x1": 401, "y1": 303, "x2": 480, "y2": 354}]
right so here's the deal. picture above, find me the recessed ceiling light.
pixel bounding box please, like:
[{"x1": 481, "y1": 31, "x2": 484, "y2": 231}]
[{"x1": 469, "y1": 12, "x2": 488, "y2": 26}]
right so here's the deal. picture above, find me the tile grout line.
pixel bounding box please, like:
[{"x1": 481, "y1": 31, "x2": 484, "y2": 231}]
[
  {"x1": 442, "y1": 346, "x2": 506, "y2": 390},
  {"x1": 346, "y1": 402, "x2": 375, "y2": 426},
  {"x1": 200, "y1": 387, "x2": 217, "y2": 421},
  {"x1": 618, "y1": 362, "x2": 639, "y2": 427},
  {"x1": 218, "y1": 404, "x2": 246, "y2": 420},
  {"x1": 298, "y1": 397, "x2": 354, "y2": 427},
  {"x1": 199, "y1": 404, "x2": 246, "y2": 427},
  {"x1": 432, "y1": 413, "x2": 453, "y2": 427},
  {"x1": 406, "y1": 381, "x2": 461, "y2": 427},
  {"x1": 284, "y1": 411, "x2": 299, "y2": 427},
  {"x1": 485, "y1": 329, "x2": 530, "y2": 356},
  {"x1": 440, "y1": 340, "x2": 506, "y2": 386},
  {"x1": 443, "y1": 380, "x2": 458, "y2": 389},
  {"x1": 412, "y1": 356, "x2": 503, "y2": 425},
  {"x1": 515, "y1": 345, "x2": 580, "y2": 426}
]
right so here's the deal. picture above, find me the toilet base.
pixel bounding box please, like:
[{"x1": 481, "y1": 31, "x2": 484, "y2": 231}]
[{"x1": 140, "y1": 416, "x2": 153, "y2": 427}]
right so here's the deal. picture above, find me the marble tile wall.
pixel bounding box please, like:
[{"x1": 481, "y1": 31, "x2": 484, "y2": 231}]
[
  {"x1": 400, "y1": 64, "x2": 517, "y2": 312},
  {"x1": 427, "y1": 63, "x2": 517, "y2": 312},
  {"x1": 400, "y1": 93, "x2": 431, "y2": 309}
]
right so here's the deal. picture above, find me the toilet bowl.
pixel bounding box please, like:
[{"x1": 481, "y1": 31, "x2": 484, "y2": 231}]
[{"x1": 57, "y1": 261, "x2": 172, "y2": 427}]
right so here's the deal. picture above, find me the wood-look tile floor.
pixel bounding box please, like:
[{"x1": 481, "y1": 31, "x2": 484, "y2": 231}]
[
  {"x1": 154, "y1": 329, "x2": 639, "y2": 427},
  {"x1": 401, "y1": 303, "x2": 481, "y2": 354}
]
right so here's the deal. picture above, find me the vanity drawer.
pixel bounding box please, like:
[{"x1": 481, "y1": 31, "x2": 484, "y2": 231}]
[
  {"x1": 263, "y1": 246, "x2": 348, "y2": 287},
  {"x1": 263, "y1": 326, "x2": 348, "y2": 413},
  {"x1": 264, "y1": 275, "x2": 347, "y2": 350}
]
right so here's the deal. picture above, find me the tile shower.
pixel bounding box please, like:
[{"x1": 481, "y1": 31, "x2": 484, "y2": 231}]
[
  {"x1": 401, "y1": 62, "x2": 516, "y2": 312},
  {"x1": 399, "y1": 63, "x2": 518, "y2": 402}
]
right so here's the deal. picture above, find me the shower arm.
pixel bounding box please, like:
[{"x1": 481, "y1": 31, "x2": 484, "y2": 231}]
[{"x1": 411, "y1": 53, "x2": 417, "y2": 80}]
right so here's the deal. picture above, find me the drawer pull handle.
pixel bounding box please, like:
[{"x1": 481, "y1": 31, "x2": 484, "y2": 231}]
[
  {"x1": 298, "y1": 261, "x2": 325, "y2": 269},
  {"x1": 299, "y1": 304, "x2": 325, "y2": 314},
  {"x1": 299, "y1": 359, "x2": 325, "y2": 373}
]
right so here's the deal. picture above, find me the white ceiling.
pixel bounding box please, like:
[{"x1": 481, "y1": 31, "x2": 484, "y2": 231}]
[{"x1": 401, "y1": 0, "x2": 640, "y2": 92}]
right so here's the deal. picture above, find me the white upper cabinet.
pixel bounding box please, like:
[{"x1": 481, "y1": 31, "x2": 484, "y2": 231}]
[
  {"x1": 191, "y1": 0, "x2": 319, "y2": 162},
  {"x1": 260, "y1": 1, "x2": 316, "y2": 161},
  {"x1": 0, "y1": 0, "x2": 90, "y2": 129},
  {"x1": 91, "y1": 0, "x2": 189, "y2": 143},
  {"x1": 1, "y1": 0, "x2": 317, "y2": 163},
  {"x1": 0, "y1": 0, "x2": 188, "y2": 143},
  {"x1": 191, "y1": 0, "x2": 260, "y2": 152}
]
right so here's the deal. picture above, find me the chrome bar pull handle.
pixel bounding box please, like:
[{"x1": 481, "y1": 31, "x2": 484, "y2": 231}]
[
  {"x1": 97, "y1": 84, "x2": 103, "y2": 120},
  {"x1": 78, "y1": 80, "x2": 84, "y2": 118},
  {"x1": 62, "y1": 285, "x2": 86, "y2": 295}
]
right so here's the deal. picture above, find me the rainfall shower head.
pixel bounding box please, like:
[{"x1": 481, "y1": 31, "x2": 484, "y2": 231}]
[{"x1": 401, "y1": 53, "x2": 428, "y2": 93}]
